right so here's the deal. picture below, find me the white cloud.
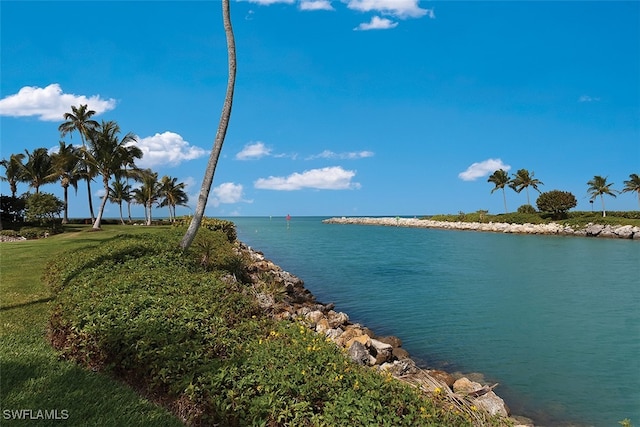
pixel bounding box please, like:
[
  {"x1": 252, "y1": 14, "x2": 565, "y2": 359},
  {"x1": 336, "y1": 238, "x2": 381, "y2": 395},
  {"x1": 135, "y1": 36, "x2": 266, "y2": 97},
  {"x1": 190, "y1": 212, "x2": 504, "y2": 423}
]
[
  {"x1": 355, "y1": 16, "x2": 398, "y2": 30},
  {"x1": 307, "y1": 150, "x2": 374, "y2": 159},
  {"x1": 133, "y1": 132, "x2": 208, "y2": 168},
  {"x1": 345, "y1": 0, "x2": 430, "y2": 19},
  {"x1": 255, "y1": 166, "x2": 360, "y2": 190},
  {"x1": 246, "y1": 0, "x2": 295, "y2": 4},
  {"x1": 300, "y1": 0, "x2": 334, "y2": 11},
  {"x1": 458, "y1": 158, "x2": 511, "y2": 181},
  {"x1": 211, "y1": 182, "x2": 252, "y2": 207},
  {"x1": 235, "y1": 141, "x2": 272, "y2": 160},
  {"x1": 578, "y1": 95, "x2": 600, "y2": 102},
  {"x1": 0, "y1": 83, "x2": 116, "y2": 122}
]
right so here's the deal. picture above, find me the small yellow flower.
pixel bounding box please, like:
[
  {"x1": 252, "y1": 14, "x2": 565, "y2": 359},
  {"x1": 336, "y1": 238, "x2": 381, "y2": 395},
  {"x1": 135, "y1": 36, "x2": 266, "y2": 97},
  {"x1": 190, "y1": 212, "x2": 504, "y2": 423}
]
[
  {"x1": 470, "y1": 405, "x2": 478, "y2": 411},
  {"x1": 433, "y1": 387, "x2": 441, "y2": 394}
]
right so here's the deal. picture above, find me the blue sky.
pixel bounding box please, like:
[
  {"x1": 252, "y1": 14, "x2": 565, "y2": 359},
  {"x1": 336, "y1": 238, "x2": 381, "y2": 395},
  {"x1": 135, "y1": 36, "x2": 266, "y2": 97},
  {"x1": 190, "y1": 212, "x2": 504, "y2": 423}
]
[{"x1": 1, "y1": 0, "x2": 639, "y2": 218}]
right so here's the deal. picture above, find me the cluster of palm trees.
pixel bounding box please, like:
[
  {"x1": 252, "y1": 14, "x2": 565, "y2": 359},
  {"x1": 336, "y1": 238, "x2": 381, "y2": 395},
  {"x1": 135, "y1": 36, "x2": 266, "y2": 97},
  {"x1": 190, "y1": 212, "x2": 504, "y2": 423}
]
[
  {"x1": 1, "y1": 104, "x2": 188, "y2": 229},
  {"x1": 488, "y1": 168, "x2": 640, "y2": 216}
]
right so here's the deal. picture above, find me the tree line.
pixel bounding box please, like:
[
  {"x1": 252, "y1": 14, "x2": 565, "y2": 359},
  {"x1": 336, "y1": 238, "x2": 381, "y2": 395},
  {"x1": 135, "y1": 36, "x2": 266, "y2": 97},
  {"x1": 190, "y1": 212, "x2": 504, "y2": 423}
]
[
  {"x1": 1, "y1": 104, "x2": 189, "y2": 229},
  {"x1": 487, "y1": 168, "x2": 640, "y2": 217}
]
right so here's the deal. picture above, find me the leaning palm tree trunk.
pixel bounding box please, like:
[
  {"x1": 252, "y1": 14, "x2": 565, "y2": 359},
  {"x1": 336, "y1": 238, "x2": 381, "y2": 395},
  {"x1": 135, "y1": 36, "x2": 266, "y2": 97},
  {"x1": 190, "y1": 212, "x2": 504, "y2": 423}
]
[{"x1": 181, "y1": 0, "x2": 236, "y2": 250}]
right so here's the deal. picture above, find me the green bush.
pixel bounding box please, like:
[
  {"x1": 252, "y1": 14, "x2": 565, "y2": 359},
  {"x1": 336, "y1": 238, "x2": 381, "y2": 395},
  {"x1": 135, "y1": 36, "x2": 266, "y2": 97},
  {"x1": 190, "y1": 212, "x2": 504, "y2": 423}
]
[
  {"x1": 173, "y1": 216, "x2": 237, "y2": 242},
  {"x1": 46, "y1": 231, "x2": 484, "y2": 426},
  {"x1": 19, "y1": 226, "x2": 48, "y2": 239},
  {"x1": 536, "y1": 190, "x2": 577, "y2": 219},
  {"x1": 0, "y1": 229, "x2": 20, "y2": 237},
  {"x1": 517, "y1": 204, "x2": 537, "y2": 214}
]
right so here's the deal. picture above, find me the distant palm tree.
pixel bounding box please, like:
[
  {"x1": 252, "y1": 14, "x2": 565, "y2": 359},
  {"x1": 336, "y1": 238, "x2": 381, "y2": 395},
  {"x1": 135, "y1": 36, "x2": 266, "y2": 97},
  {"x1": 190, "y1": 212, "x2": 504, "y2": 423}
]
[
  {"x1": 20, "y1": 148, "x2": 55, "y2": 194},
  {"x1": 509, "y1": 169, "x2": 543, "y2": 206},
  {"x1": 622, "y1": 173, "x2": 640, "y2": 210},
  {"x1": 132, "y1": 169, "x2": 160, "y2": 226},
  {"x1": 487, "y1": 169, "x2": 510, "y2": 213},
  {"x1": 59, "y1": 104, "x2": 100, "y2": 222},
  {"x1": 181, "y1": 0, "x2": 236, "y2": 250},
  {"x1": 84, "y1": 120, "x2": 142, "y2": 229},
  {"x1": 109, "y1": 179, "x2": 132, "y2": 225},
  {"x1": 159, "y1": 175, "x2": 189, "y2": 222},
  {"x1": 50, "y1": 141, "x2": 81, "y2": 224},
  {"x1": 587, "y1": 175, "x2": 617, "y2": 217},
  {"x1": 0, "y1": 153, "x2": 26, "y2": 197}
]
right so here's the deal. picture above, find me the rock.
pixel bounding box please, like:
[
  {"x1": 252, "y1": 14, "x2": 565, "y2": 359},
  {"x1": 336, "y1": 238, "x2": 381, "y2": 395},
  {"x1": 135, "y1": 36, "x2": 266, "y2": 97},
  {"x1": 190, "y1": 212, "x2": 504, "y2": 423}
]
[
  {"x1": 376, "y1": 335, "x2": 403, "y2": 348},
  {"x1": 370, "y1": 339, "x2": 393, "y2": 365},
  {"x1": 315, "y1": 318, "x2": 330, "y2": 334},
  {"x1": 614, "y1": 225, "x2": 635, "y2": 239},
  {"x1": 392, "y1": 347, "x2": 410, "y2": 360},
  {"x1": 428, "y1": 370, "x2": 455, "y2": 387},
  {"x1": 326, "y1": 310, "x2": 349, "y2": 328},
  {"x1": 585, "y1": 223, "x2": 604, "y2": 236},
  {"x1": 335, "y1": 326, "x2": 366, "y2": 347},
  {"x1": 348, "y1": 341, "x2": 370, "y2": 365},
  {"x1": 324, "y1": 328, "x2": 343, "y2": 340},
  {"x1": 346, "y1": 334, "x2": 371, "y2": 349},
  {"x1": 453, "y1": 378, "x2": 509, "y2": 417},
  {"x1": 305, "y1": 310, "x2": 324, "y2": 327}
]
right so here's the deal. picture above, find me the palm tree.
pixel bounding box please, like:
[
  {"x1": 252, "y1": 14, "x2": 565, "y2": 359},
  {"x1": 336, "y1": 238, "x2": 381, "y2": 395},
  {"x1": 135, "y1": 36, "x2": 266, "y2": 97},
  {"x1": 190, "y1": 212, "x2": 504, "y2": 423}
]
[
  {"x1": 50, "y1": 141, "x2": 81, "y2": 224},
  {"x1": 20, "y1": 148, "x2": 55, "y2": 194},
  {"x1": 587, "y1": 175, "x2": 617, "y2": 217},
  {"x1": 622, "y1": 173, "x2": 640, "y2": 210},
  {"x1": 84, "y1": 120, "x2": 142, "y2": 229},
  {"x1": 131, "y1": 169, "x2": 160, "y2": 226},
  {"x1": 159, "y1": 175, "x2": 189, "y2": 222},
  {"x1": 58, "y1": 104, "x2": 100, "y2": 222},
  {"x1": 487, "y1": 169, "x2": 510, "y2": 213},
  {"x1": 509, "y1": 169, "x2": 544, "y2": 206},
  {"x1": 0, "y1": 153, "x2": 26, "y2": 198},
  {"x1": 108, "y1": 179, "x2": 131, "y2": 225},
  {"x1": 181, "y1": 0, "x2": 236, "y2": 250}
]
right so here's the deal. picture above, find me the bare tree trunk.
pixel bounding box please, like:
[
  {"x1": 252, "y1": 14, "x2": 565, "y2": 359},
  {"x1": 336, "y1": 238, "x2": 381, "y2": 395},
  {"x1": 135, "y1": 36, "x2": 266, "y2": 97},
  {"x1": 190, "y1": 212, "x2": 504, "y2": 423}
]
[
  {"x1": 62, "y1": 185, "x2": 69, "y2": 224},
  {"x1": 181, "y1": 0, "x2": 236, "y2": 250},
  {"x1": 93, "y1": 177, "x2": 109, "y2": 229}
]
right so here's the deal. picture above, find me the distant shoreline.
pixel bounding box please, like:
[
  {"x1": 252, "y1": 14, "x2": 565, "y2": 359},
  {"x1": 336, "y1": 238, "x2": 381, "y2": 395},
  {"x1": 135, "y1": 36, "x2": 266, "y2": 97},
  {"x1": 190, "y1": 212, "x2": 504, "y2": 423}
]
[{"x1": 323, "y1": 217, "x2": 640, "y2": 240}]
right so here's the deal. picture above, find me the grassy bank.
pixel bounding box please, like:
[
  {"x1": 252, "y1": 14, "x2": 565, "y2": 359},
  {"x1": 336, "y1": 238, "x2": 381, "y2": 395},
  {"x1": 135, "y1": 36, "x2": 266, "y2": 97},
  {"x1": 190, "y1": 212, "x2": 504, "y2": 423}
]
[
  {"x1": 427, "y1": 210, "x2": 640, "y2": 227},
  {"x1": 1, "y1": 225, "x2": 183, "y2": 426},
  {"x1": 2, "y1": 224, "x2": 500, "y2": 426}
]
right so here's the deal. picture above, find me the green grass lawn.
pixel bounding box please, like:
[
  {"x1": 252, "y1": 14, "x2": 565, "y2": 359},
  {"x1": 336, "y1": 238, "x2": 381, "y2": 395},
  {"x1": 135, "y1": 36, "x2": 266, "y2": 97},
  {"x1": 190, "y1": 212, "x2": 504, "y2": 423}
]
[{"x1": 1, "y1": 225, "x2": 184, "y2": 426}]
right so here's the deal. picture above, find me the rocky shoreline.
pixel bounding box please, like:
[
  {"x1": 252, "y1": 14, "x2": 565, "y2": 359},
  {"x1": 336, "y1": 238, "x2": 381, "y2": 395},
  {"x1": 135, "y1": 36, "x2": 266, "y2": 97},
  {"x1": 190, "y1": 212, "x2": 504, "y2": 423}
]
[
  {"x1": 323, "y1": 216, "x2": 640, "y2": 239},
  {"x1": 239, "y1": 242, "x2": 535, "y2": 427}
]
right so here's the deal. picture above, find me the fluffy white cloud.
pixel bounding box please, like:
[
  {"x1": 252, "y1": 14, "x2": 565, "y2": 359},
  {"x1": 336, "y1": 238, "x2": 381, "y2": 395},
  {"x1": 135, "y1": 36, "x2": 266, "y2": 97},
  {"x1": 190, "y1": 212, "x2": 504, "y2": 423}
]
[
  {"x1": 235, "y1": 141, "x2": 272, "y2": 160},
  {"x1": 300, "y1": 0, "x2": 334, "y2": 11},
  {"x1": 211, "y1": 182, "x2": 252, "y2": 207},
  {"x1": 355, "y1": 16, "x2": 397, "y2": 30},
  {"x1": 307, "y1": 150, "x2": 374, "y2": 159},
  {"x1": 458, "y1": 158, "x2": 511, "y2": 181},
  {"x1": 0, "y1": 83, "x2": 116, "y2": 121},
  {"x1": 345, "y1": 0, "x2": 431, "y2": 19},
  {"x1": 255, "y1": 166, "x2": 360, "y2": 190},
  {"x1": 133, "y1": 132, "x2": 208, "y2": 168}
]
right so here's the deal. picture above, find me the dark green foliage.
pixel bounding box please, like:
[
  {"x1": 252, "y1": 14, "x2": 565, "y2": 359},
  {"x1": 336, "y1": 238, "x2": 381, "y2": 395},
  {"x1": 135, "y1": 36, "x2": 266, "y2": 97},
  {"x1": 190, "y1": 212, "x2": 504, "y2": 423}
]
[
  {"x1": 517, "y1": 204, "x2": 537, "y2": 214},
  {"x1": 18, "y1": 227, "x2": 50, "y2": 239},
  {"x1": 25, "y1": 192, "x2": 64, "y2": 226},
  {"x1": 1, "y1": 195, "x2": 26, "y2": 223},
  {"x1": 536, "y1": 190, "x2": 577, "y2": 219},
  {"x1": 173, "y1": 216, "x2": 237, "y2": 242}
]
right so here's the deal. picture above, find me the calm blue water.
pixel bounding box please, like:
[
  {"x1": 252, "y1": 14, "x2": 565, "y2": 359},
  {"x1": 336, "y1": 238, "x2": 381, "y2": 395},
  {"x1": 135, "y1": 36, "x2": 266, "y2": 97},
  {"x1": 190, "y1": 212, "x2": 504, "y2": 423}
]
[{"x1": 228, "y1": 216, "x2": 640, "y2": 427}]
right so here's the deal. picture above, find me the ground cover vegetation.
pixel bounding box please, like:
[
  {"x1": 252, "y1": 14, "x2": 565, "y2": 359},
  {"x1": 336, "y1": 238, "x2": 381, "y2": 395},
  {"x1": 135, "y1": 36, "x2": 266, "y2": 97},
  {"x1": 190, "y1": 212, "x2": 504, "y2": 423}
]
[{"x1": 3, "y1": 223, "x2": 502, "y2": 426}]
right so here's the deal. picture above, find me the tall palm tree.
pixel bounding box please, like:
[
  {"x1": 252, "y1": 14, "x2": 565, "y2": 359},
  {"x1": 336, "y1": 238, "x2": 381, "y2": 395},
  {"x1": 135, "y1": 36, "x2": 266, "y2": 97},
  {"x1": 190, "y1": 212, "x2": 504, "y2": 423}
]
[
  {"x1": 108, "y1": 179, "x2": 131, "y2": 225},
  {"x1": 181, "y1": 0, "x2": 236, "y2": 250},
  {"x1": 487, "y1": 169, "x2": 510, "y2": 213},
  {"x1": 50, "y1": 141, "x2": 81, "y2": 224},
  {"x1": 622, "y1": 173, "x2": 640, "y2": 210},
  {"x1": 509, "y1": 169, "x2": 543, "y2": 206},
  {"x1": 20, "y1": 148, "x2": 55, "y2": 194},
  {"x1": 587, "y1": 175, "x2": 617, "y2": 217},
  {"x1": 159, "y1": 175, "x2": 189, "y2": 222},
  {"x1": 131, "y1": 169, "x2": 160, "y2": 226},
  {"x1": 84, "y1": 120, "x2": 142, "y2": 229},
  {"x1": 58, "y1": 104, "x2": 100, "y2": 222},
  {"x1": 0, "y1": 153, "x2": 26, "y2": 198}
]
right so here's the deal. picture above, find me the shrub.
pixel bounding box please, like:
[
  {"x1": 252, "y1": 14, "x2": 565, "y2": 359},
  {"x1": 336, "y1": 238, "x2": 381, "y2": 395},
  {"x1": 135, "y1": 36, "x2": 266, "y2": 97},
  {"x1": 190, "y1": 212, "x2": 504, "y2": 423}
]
[
  {"x1": 25, "y1": 192, "x2": 64, "y2": 226},
  {"x1": 173, "y1": 216, "x2": 237, "y2": 242},
  {"x1": 517, "y1": 204, "x2": 537, "y2": 214},
  {"x1": 19, "y1": 226, "x2": 47, "y2": 239},
  {"x1": 536, "y1": 190, "x2": 577, "y2": 220}
]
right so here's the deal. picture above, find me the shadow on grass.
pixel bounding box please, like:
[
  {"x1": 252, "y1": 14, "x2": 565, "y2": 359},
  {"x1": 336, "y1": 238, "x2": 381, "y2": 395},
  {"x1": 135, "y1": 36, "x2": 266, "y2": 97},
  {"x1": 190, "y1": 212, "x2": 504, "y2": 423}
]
[{"x1": 0, "y1": 297, "x2": 54, "y2": 312}]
